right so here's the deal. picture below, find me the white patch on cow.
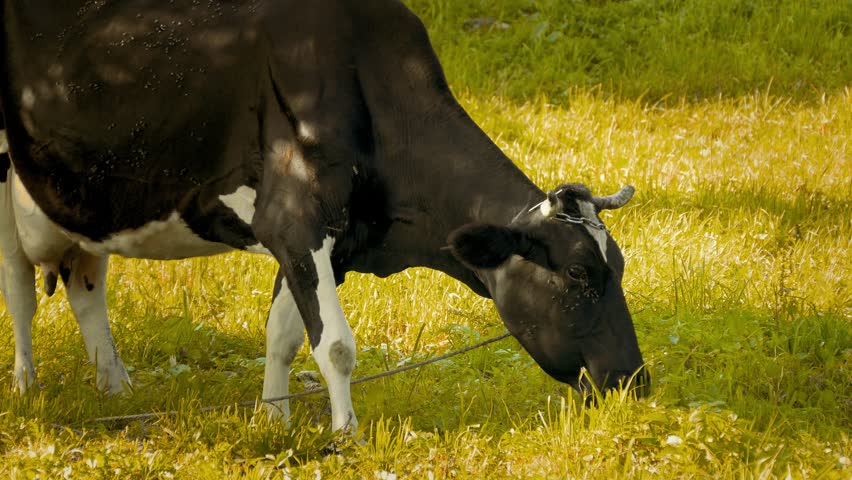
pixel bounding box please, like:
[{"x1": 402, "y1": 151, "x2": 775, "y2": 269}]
[
  {"x1": 219, "y1": 185, "x2": 257, "y2": 224},
  {"x1": 21, "y1": 87, "x2": 36, "y2": 109},
  {"x1": 577, "y1": 200, "x2": 608, "y2": 263},
  {"x1": 217, "y1": 187, "x2": 274, "y2": 256},
  {"x1": 9, "y1": 171, "x2": 235, "y2": 262},
  {"x1": 261, "y1": 275, "x2": 305, "y2": 423},
  {"x1": 70, "y1": 212, "x2": 231, "y2": 259},
  {"x1": 0, "y1": 129, "x2": 8, "y2": 154},
  {"x1": 310, "y1": 236, "x2": 358, "y2": 432},
  {"x1": 11, "y1": 174, "x2": 38, "y2": 215},
  {"x1": 11, "y1": 175, "x2": 74, "y2": 263}
]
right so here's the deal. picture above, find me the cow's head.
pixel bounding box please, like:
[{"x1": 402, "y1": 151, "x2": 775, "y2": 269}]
[{"x1": 448, "y1": 183, "x2": 648, "y2": 398}]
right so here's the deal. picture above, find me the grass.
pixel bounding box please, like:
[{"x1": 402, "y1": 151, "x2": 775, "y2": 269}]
[
  {"x1": 414, "y1": 0, "x2": 851, "y2": 102},
  {"x1": 1, "y1": 0, "x2": 850, "y2": 478}
]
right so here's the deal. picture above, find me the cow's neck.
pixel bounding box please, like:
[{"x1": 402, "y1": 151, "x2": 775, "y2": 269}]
[
  {"x1": 345, "y1": 13, "x2": 547, "y2": 293},
  {"x1": 363, "y1": 101, "x2": 544, "y2": 295},
  {"x1": 427, "y1": 108, "x2": 543, "y2": 228}
]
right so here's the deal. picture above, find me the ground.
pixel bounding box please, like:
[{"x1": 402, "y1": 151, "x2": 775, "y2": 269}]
[{"x1": 1, "y1": 0, "x2": 850, "y2": 478}]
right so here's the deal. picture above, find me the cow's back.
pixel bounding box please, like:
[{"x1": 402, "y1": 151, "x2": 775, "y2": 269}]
[
  {"x1": 2, "y1": 1, "x2": 280, "y2": 238},
  {"x1": 1, "y1": 0, "x2": 453, "y2": 263}
]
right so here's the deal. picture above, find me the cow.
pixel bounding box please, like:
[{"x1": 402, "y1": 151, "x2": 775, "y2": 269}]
[{"x1": 1, "y1": 0, "x2": 648, "y2": 432}]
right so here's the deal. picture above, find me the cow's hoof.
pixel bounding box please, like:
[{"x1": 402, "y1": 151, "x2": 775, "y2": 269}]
[
  {"x1": 331, "y1": 411, "x2": 359, "y2": 437},
  {"x1": 13, "y1": 364, "x2": 36, "y2": 395},
  {"x1": 322, "y1": 429, "x2": 364, "y2": 455},
  {"x1": 262, "y1": 400, "x2": 292, "y2": 428},
  {"x1": 97, "y1": 362, "x2": 133, "y2": 396}
]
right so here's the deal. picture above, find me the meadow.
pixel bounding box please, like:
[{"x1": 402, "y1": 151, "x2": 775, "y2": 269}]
[{"x1": 1, "y1": 0, "x2": 850, "y2": 478}]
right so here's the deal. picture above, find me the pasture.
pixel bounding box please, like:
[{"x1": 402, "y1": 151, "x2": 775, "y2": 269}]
[{"x1": 1, "y1": 0, "x2": 850, "y2": 478}]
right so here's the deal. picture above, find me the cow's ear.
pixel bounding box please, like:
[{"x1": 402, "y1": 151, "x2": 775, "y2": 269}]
[{"x1": 448, "y1": 223, "x2": 529, "y2": 269}]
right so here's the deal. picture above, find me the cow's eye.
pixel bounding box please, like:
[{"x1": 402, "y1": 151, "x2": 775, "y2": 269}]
[{"x1": 567, "y1": 265, "x2": 588, "y2": 283}]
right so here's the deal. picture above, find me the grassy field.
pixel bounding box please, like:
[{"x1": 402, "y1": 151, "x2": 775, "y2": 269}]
[{"x1": 1, "y1": 0, "x2": 850, "y2": 478}]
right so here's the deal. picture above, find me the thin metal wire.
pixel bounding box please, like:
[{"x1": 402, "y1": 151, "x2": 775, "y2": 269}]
[{"x1": 91, "y1": 332, "x2": 512, "y2": 424}]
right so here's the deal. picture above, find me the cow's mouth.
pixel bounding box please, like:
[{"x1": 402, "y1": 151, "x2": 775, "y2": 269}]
[
  {"x1": 534, "y1": 352, "x2": 585, "y2": 386},
  {"x1": 543, "y1": 367, "x2": 583, "y2": 385},
  {"x1": 568, "y1": 368, "x2": 651, "y2": 401}
]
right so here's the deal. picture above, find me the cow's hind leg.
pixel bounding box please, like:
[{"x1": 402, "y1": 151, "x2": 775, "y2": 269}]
[
  {"x1": 261, "y1": 270, "x2": 305, "y2": 423},
  {"x1": 64, "y1": 253, "x2": 131, "y2": 394},
  {"x1": 0, "y1": 251, "x2": 37, "y2": 393},
  {"x1": 0, "y1": 155, "x2": 38, "y2": 393}
]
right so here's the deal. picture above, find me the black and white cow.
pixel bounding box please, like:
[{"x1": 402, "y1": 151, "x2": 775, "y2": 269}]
[{"x1": 1, "y1": 0, "x2": 648, "y2": 431}]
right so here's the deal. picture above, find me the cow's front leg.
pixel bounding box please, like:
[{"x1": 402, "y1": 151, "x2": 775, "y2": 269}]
[
  {"x1": 261, "y1": 270, "x2": 305, "y2": 423},
  {"x1": 64, "y1": 253, "x2": 131, "y2": 394},
  {"x1": 305, "y1": 236, "x2": 357, "y2": 433},
  {"x1": 251, "y1": 107, "x2": 358, "y2": 432},
  {"x1": 256, "y1": 229, "x2": 357, "y2": 433}
]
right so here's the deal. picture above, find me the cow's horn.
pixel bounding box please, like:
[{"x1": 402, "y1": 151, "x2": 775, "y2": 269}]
[{"x1": 592, "y1": 185, "x2": 635, "y2": 210}]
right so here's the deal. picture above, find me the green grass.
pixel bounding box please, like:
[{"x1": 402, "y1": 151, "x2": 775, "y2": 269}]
[
  {"x1": 1, "y1": 0, "x2": 851, "y2": 478},
  {"x1": 413, "y1": 0, "x2": 851, "y2": 102}
]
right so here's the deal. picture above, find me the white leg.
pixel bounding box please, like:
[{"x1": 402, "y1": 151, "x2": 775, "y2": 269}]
[
  {"x1": 310, "y1": 237, "x2": 357, "y2": 432},
  {"x1": 0, "y1": 254, "x2": 37, "y2": 394},
  {"x1": 0, "y1": 163, "x2": 38, "y2": 394},
  {"x1": 261, "y1": 272, "x2": 305, "y2": 423},
  {"x1": 65, "y1": 253, "x2": 131, "y2": 395}
]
